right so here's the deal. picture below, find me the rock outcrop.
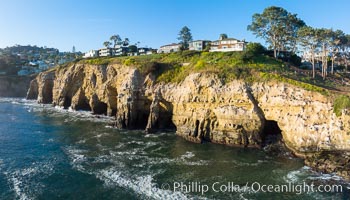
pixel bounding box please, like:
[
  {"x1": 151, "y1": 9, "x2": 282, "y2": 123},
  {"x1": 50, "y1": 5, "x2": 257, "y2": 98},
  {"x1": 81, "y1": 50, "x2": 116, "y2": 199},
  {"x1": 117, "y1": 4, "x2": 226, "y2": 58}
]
[
  {"x1": 27, "y1": 63, "x2": 350, "y2": 179},
  {"x1": 27, "y1": 71, "x2": 55, "y2": 103}
]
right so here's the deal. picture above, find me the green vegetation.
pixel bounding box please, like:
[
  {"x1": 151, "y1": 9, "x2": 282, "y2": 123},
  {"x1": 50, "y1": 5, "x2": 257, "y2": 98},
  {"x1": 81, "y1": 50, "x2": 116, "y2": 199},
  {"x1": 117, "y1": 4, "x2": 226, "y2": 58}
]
[
  {"x1": 248, "y1": 6, "x2": 350, "y2": 80},
  {"x1": 82, "y1": 57, "x2": 119, "y2": 65},
  {"x1": 333, "y1": 95, "x2": 350, "y2": 116},
  {"x1": 259, "y1": 72, "x2": 329, "y2": 95},
  {"x1": 247, "y1": 6, "x2": 305, "y2": 58},
  {"x1": 73, "y1": 50, "x2": 350, "y2": 99}
]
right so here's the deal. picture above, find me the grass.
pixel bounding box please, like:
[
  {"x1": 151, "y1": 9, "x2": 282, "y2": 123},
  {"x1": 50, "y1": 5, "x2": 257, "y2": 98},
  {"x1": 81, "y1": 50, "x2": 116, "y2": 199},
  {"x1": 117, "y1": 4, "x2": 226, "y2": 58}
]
[{"x1": 126, "y1": 51, "x2": 285, "y2": 84}]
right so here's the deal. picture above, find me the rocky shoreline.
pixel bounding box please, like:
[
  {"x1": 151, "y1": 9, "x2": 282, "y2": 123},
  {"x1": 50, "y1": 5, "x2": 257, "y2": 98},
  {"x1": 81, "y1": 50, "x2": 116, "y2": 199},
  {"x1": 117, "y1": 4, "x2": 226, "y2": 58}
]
[{"x1": 27, "y1": 63, "x2": 350, "y2": 180}]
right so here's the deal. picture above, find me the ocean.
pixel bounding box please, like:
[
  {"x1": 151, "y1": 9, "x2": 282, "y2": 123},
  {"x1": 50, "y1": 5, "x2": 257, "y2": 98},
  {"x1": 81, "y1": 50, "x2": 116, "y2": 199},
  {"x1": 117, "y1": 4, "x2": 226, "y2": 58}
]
[{"x1": 0, "y1": 98, "x2": 349, "y2": 200}]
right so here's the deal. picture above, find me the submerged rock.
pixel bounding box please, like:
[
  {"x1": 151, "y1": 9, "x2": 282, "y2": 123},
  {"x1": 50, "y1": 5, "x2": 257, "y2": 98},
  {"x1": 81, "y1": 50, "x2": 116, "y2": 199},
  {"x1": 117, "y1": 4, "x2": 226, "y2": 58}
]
[{"x1": 305, "y1": 151, "x2": 350, "y2": 180}]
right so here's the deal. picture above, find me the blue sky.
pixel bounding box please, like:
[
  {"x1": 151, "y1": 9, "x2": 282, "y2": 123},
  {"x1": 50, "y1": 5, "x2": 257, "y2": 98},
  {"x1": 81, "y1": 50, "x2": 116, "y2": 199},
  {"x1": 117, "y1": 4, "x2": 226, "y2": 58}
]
[{"x1": 0, "y1": 0, "x2": 349, "y2": 52}]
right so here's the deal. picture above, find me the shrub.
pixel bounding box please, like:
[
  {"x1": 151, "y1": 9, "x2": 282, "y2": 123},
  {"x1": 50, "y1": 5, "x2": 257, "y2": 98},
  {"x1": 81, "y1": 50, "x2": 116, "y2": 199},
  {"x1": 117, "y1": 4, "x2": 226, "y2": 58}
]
[
  {"x1": 242, "y1": 43, "x2": 266, "y2": 62},
  {"x1": 245, "y1": 42, "x2": 266, "y2": 55},
  {"x1": 123, "y1": 58, "x2": 136, "y2": 66},
  {"x1": 194, "y1": 60, "x2": 206, "y2": 70},
  {"x1": 333, "y1": 95, "x2": 350, "y2": 116}
]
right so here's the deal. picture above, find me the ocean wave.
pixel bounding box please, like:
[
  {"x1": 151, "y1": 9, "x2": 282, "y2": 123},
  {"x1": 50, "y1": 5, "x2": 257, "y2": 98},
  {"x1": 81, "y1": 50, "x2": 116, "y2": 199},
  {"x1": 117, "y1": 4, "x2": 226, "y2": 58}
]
[
  {"x1": 64, "y1": 147, "x2": 89, "y2": 171},
  {"x1": 10, "y1": 176, "x2": 30, "y2": 200},
  {"x1": 4, "y1": 162, "x2": 55, "y2": 200},
  {"x1": 180, "y1": 151, "x2": 195, "y2": 159},
  {"x1": 97, "y1": 167, "x2": 190, "y2": 200},
  {"x1": 283, "y1": 166, "x2": 310, "y2": 183}
]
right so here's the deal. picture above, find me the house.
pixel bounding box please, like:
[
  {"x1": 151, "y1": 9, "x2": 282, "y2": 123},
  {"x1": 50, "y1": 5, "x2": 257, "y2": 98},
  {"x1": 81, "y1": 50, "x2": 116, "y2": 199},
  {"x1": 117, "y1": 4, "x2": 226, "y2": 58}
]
[
  {"x1": 210, "y1": 35, "x2": 246, "y2": 52},
  {"x1": 83, "y1": 50, "x2": 99, "y2": 58},
  {"x1": 157, "y1": 43, "x2": 181, "y2": 53},
  {"x1": 138, "y1": 48, "x2": 154, "y2": 55},
  {"x1": 189, "y1": 40, "x2": 210, "y2": 51},
  {"x1": 99, "y1": 48, "x2": 114, "y2": 57},
  {"x1": 114, "y1": 45, "x2": 128, "y2": 56}
]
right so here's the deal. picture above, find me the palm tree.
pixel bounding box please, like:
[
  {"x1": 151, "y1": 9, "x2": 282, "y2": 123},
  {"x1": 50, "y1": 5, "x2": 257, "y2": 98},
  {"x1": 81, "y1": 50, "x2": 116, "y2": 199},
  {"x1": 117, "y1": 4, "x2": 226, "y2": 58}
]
[
  {"x1": 103, "y1": 41, "x2": 112, "y2": 48},
  {"x1": 110, "y1": 35, "x2": 121, "y2": 46}
]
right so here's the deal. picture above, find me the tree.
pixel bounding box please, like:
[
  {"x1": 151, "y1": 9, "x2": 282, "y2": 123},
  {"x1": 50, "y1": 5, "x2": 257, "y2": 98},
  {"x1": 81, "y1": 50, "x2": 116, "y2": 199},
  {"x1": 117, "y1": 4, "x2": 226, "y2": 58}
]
[
  {"x1": 103, "y1": 41, "x2": 112, "y2": 48},
  {"x1": 342, "y1": 35, "x2": 350, "y2": 73},
  {"x1": 247, "y1": 6, "x2": 305, "y2": 58},
  {"x1": 219, "y1": 33, "x2": 228, "y2": 40},
  {"x1": 297, "y1": 26, "x2": 320, "y2": 78},
  {"x1": 110, "y1": 35, "x2": 122, "y2": 46},
  {"x1": 329, "y1": 30, "x2": 347, "y2": 74},
  {"x1": 283, "y1": 13, "x2": 306, "y2": 53},
  {"x1": 177, "y1": 26, "x2": 193, "y2": 50},
  {"x1": 123, "y1": 38, "x2": 130, "y2": 46},
  {"x1": 318, "y1": 28, "x2": 333, "y2": 79},
  {"x1": 128, "y1": 45, "x2": 137, "y2": 53}
]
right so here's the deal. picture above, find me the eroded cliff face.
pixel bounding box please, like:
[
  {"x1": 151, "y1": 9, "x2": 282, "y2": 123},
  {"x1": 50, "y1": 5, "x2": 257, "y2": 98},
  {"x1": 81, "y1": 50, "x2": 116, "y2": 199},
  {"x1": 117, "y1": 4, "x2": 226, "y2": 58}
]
[{"x1": 27, "y1": 63, "x2": 350, "y2": 178}]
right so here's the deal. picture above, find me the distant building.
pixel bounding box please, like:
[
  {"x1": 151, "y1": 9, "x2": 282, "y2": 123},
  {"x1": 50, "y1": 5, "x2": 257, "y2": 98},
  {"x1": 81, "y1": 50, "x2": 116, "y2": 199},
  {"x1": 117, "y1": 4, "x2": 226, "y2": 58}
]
[
  {"x1": 210, "y1": 35, "x2": 246, "y2": 52},
  {"x1": 83, "y1": 50, "x2": 99, "y2": 58},
  {"x1": 157, "y1": 43, "x2": 181, "y2": 53},
  {"x1": 189, "y1": 40, "x2": 210, "y2": 51},
  {"x1": 17, "y1": 66, "x2": 36, "y2": 76},
  {"x1": 99, "y1": 48, "x2": 114, "y2": 57},
  {"x1": 302, "y1": 51, "x2": 323, "y2": 63}
]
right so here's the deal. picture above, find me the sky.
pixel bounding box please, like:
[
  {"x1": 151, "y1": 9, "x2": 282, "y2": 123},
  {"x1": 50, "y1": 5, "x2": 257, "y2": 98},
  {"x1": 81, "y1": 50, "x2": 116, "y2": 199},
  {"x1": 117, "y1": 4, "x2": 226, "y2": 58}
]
[{"x1": 0, "y1": 0, "x2": 349, "y2": 52}]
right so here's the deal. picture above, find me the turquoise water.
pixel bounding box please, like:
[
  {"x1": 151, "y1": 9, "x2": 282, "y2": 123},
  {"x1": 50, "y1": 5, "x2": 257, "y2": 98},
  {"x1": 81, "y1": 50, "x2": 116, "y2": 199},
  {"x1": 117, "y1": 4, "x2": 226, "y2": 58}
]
[{"x1": 0, "y1": 98, "x2": 349, "y2": 200}]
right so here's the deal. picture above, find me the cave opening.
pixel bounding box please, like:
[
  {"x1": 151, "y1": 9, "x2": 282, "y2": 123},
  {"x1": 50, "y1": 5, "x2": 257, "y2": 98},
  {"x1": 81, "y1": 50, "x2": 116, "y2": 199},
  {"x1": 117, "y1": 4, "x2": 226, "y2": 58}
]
[
  {"x1": 75, "y1": 100, "x2": 91, "y2": 111},
  {"x1": 143, "y1": 100, "x2": 176, "y2": 132},
  {"x1": 193, "y1": 120, "x2": 200, "y2": 137},
  {"x1": 262, "y1": 120, "x2": 283, "y2": 147},
  {"x1": 93, "y1": 102, "x2": 108, "y2": 115},
  {"x1": 63, "y1": 96, "x2": 72, "y2": 109}
]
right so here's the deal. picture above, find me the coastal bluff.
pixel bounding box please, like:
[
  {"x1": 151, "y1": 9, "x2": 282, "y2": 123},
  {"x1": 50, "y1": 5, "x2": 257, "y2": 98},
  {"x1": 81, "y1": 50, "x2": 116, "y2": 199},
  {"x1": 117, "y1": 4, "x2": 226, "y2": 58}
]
[{"x1": 27, "y1": 63, "x2": 350, "y2": 179}]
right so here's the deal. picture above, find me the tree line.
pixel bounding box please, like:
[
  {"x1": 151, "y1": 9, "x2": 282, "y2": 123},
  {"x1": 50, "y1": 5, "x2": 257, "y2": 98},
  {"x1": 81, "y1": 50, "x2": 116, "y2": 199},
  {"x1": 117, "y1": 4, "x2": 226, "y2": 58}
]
[{"x1": 247, "y1": 6, "x2": 350, "y2": 79}]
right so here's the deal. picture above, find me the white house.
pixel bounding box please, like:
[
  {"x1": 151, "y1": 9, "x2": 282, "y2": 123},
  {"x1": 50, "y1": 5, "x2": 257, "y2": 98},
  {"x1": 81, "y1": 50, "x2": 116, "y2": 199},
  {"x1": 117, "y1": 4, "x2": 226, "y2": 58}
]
[
  {"x1": 210, "y1": 35, "x2": 246, "y2": 52},
  {"x1": 157, "y1": 43, "x2": 181, "y2": 53},
  {"x1": 83, "y1": 50, "x2": 99, "y2": 58},
  {"x1": 138, "y1": 48, "x2": 154, "y2": 55}
]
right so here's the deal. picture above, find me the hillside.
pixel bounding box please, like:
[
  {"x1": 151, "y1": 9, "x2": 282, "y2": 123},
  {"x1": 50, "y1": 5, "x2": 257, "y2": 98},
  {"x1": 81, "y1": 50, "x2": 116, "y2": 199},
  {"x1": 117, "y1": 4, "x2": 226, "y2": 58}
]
[{"x1": 79, "y1": 51, "x2": 350, "y2": 94}]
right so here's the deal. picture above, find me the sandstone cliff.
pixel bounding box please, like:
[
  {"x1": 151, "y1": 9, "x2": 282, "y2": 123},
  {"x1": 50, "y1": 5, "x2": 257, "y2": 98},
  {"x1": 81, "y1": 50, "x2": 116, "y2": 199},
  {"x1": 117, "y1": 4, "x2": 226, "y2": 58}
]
[{"x1": 27, "y1": 63, "x2": 350, "y2": 179}]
